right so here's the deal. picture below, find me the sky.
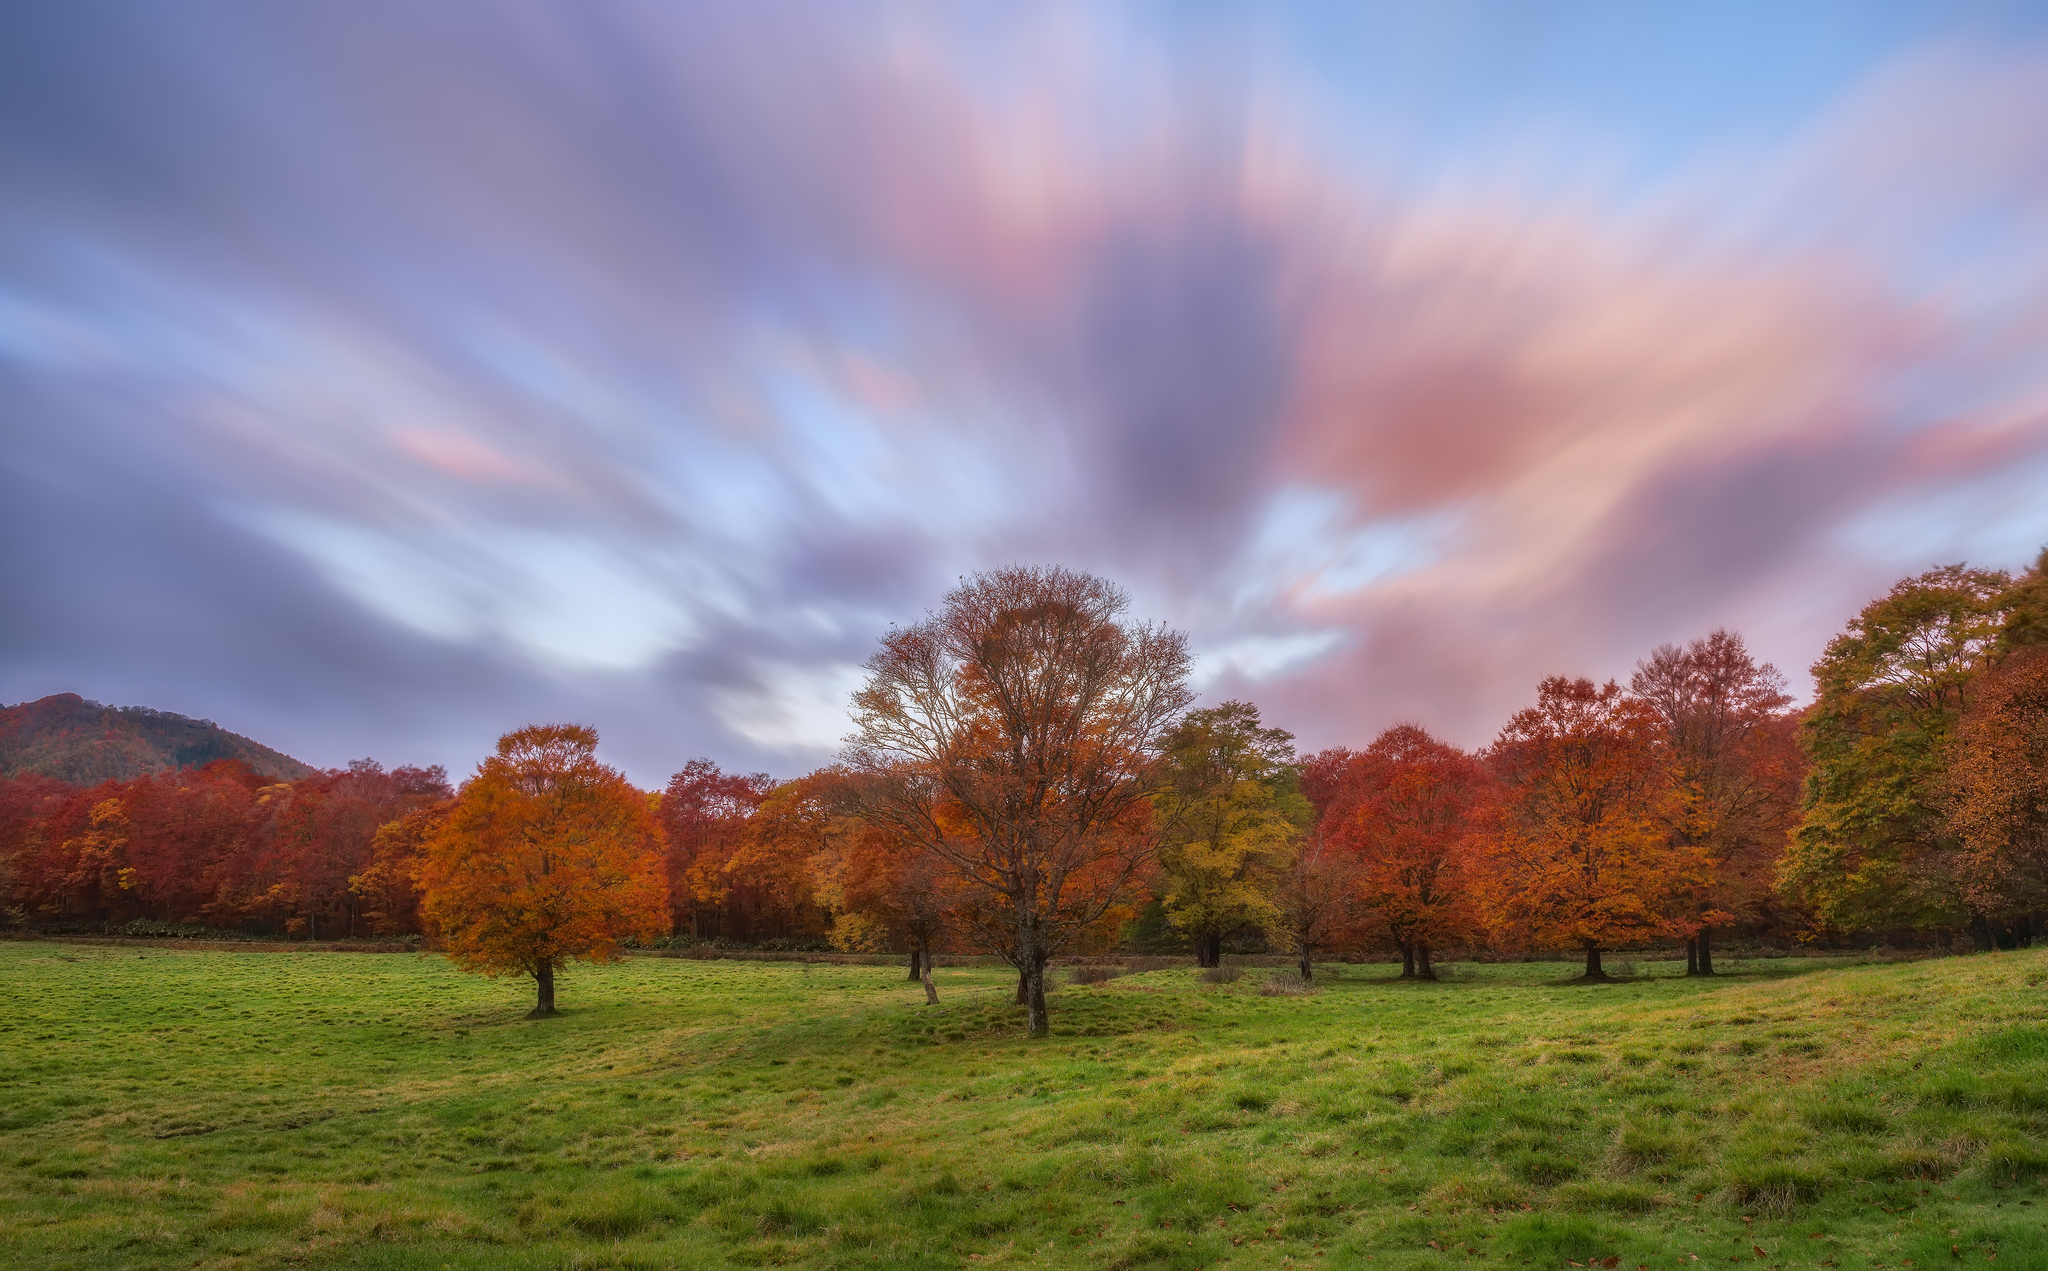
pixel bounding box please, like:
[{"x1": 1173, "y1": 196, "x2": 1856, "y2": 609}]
[{"x1": 5, "y1": 2, "x2": 2048, "y2": 787}]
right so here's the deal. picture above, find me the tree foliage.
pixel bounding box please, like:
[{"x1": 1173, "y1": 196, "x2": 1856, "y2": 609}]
[
  {"x1": 1630, "y1": 630, "x2": 1802, "y2": 972},
  {"x1": 1782, "y1": 565, "x2": 2012, "y2": 931},
  {"x1": 1153, "y1": 701, "x2": 1307, "y2": 967},
  {"x1": 1482, "y1": 677, "x2": 1687, "y2": 978},
  {"x1": 845, "y1": 565, "x2": 1192, "y2": 1035},
  {"x1": 1308, "y1": 725, "x2": 1495, "y2": 979},
  {"x1": 417, "y1": 725, "x2": 668, "y2": 1016},
  {"x1": 1942, "y1": 646, "x2": 2048, "y2": 930}
]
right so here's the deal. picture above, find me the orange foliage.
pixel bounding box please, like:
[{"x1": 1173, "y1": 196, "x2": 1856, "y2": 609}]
[
  {"x1": 1481, "y1": 677, "x2": 1692, "y2": 978},
  {"x1": 417, "y1": 725, "x2": 668, "y2": 1015},
  {"x1": 1944, "y1": 646, "x2": 2048, "y2": 924}
]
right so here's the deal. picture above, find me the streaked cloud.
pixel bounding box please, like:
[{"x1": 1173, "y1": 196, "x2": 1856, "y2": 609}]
[{"x1": 4, "y1": 3, "x2": 2046, "y2": 781}]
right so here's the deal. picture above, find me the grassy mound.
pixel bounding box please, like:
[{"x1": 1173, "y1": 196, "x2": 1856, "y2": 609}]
[{"x1": 1, "y1": 945, "x2": 2044, "y2": 1269}]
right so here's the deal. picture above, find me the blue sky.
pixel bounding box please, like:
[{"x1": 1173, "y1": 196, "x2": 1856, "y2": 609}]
[{"x1": 5, "y1": 2, "x2": 2047, "y2": 784}]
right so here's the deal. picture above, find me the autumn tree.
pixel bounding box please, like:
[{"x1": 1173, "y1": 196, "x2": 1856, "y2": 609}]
[
  {"x1": 252, "y1": 760, "x2": 451, "y2": 939},
  {"x1": 1312, "y1": 726, "x2": 1495, "y2": 980},
  {"x1": 813, "y1": 786, "x2": 963, "y2": 1005},
  {"x1": 1269, "y1": 827, "x2": 1359, "y2": 980},
  {"x1": 418, "y1": 725, "x2": 668, "y2": 1017},
  {"x1": 1781, "y1": 565, "x2": 2011, "y2": 937},
  {"x1": 349, "y1": 800, "x2": 452, "y2": 935},
  {"x1": 658, "y1": 759, "x2": 775, "y2": 939},
  {"x1": 1153, "y1": 702, "x2": 1307, "y2": 967},
  {"x1": 1942, "y1": 645, "x2": 2048, "y2": 946},
  {"x1": 845, "y1": 565, "x2": 1192, "y2": 1036},
  {"x1": 1630, "y1": 631, "x2": 1802, "y2": 974},
  {"x1": 1483, "y1": 677, "x2": 1686, "y2": 980},
  {"x1": 716, "y1": 777, "x2": 830, "y2": 943}
]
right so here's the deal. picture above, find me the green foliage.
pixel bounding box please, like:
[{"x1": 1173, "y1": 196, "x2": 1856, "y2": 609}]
[
  {"x1": 2, "y1": 943, "x2": 2046, "y2": 1270},
  {"x1": 1784, "y1": 564, "x2": 2011, "y2": 929}
]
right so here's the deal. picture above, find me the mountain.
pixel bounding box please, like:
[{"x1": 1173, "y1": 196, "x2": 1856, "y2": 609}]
[{"x1": 0, "y1": 693, "x2": 318, "y2": 785}]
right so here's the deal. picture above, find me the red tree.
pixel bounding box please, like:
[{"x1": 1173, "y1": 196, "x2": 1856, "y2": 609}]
[
  {"x1": 1630, "y1": 630, "x2": 1803, "y2": 974},
  {"x1": 1310, "y1": 726, "x2": 1496, "y2": 980},
  {"x1": 658, "y1": 759, "x2": 776, "y2": 939}
]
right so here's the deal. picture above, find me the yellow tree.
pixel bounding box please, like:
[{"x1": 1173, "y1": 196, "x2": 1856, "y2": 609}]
[
  {"x1": 1153, "y1": 702, "x2": 1307, "y2": 967},
  {"x1": 417, "y1": 725, "x2": 668, "y2": 1017}
]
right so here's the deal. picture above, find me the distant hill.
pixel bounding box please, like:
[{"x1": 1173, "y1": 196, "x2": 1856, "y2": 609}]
[{"x1": 0, "y1": 693, "x2": 317, "y2": 785}]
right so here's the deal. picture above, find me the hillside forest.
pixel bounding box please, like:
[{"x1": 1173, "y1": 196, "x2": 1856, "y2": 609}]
[{"x1": 4, "y1": 553, "x2": 2044, "y2": 984}]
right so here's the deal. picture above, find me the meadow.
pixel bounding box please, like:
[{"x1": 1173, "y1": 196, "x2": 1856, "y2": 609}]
[{"x1": 2, "y1": 943, "x2": 2045, "y2": 1271}]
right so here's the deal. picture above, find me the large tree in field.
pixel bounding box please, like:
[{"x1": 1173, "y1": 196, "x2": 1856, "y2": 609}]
[
  {"x1": 1311, "y1": 725, "x2": 1495, "y2": 980},
  {"x1": 1153, "y1": 702, "x2": 1308, "y2": 968},
  {"x1": 1483, "y1": 677, "x2": 1686, "y2": 980},
  {"x1": 845, "y1": 565, "x2": 1193, "y2": 1036},
  {"x1": 1781, "y1": 565, "x2": 2011, "y2": 937},
  {"x1": 1630, "y1": 630, "x2": 1802, "y2": 975},
  {"x1": 418, "y1": 725, "x2": 669, "y2": 1017}
]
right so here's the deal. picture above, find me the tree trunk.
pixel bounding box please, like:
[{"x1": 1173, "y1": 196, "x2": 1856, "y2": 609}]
[
  {"x1": 1025, "y1": 957, "x2": 1049, "y2": 1036},
  {"x1": 907, "y1": 947, "x2": 923, "y2": 980},
  {"x1": 1400, "y1": 943, "x2": 1415, "y2": 979},
  {"x1": 530, "y1": 959, "x2": 557, "y2": 1018},
  {"x1": 1695, "y1": 927, "x2": 1714, "y2": 975},
  {"x1": 1299, "y1": 948, "x2": 1313, "y2": 981},
  {"x1": 1969, "y1": 913, "x2": 1995, "y2": 952},
  {"x1": 1684, "y1": 937, "x2": 1698, "y2": 975},
  {"x1": 1197, "y1": 932, "x2": 1221, "y2": 969},
  {"x1": 1582, "y1": 945, "x2": 1606, "y2": 980},
  {"x1": 918, "y1": 936, "x2": 939, "y2": 1006},
  {"x1": 1416, "y1": 942, "x2": 1436, "y2": 981},
  {"x1": 1016, "y1": 966, "x2": 1030, "y2": 1006}
]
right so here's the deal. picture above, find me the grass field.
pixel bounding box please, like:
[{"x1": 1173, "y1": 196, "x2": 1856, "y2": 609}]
[{"x1": 2, "y1": 943, "x2": 2045, "y2": 1271}]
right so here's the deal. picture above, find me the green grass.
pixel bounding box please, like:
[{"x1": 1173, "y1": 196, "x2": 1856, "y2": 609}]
[{"x1": 2, "y1": 944, "x2": 2046, "y2": 1270}]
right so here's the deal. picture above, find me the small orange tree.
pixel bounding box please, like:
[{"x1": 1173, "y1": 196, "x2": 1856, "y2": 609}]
[{"x1": 418, "y1": 725, "x2": 668, "y2": 1017}]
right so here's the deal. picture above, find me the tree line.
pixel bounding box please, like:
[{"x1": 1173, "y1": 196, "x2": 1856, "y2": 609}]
[{"x1": 2, "y1": 556, "x2": 2043, "y2": 1032}]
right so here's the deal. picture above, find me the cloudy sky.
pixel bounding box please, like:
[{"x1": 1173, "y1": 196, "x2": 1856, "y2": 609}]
[{"x1": 5, "y1": 2, "x2": 2048, "y2": 785}]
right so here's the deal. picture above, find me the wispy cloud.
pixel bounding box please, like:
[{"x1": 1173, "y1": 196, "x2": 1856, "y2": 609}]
[{"x1": 4, "y1": 4, "x2": 2046, "y2": 779}]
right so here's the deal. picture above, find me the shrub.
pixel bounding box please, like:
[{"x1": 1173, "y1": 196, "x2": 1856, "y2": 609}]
[
  {"x1": 1199, "y1": 966, "x2": 1242, "y2": 983},
  {"x1": 1070, "y1": 965, "x2": 1121, "y2": 985},
  {"x1": 1258, "y1": 976, "x2": 1316, "y2": 996}
]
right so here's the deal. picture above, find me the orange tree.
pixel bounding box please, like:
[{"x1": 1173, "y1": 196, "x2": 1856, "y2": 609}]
[
  {"x1": 845, "y1": 566, "x2": 1192, "y2": 1036},
  {"x1": 1482, "y1": 677, "x2": 1689, "y2": 980},
  {"x1": 1943, "y1": 646, "x2": 2048, "y2": 944},
  {"x1": 792, "y1": 767, "x2": 971, "y2": 1003},
  {"x1": 417, "y1": 725, "x2": 668, "y2": 1017}
]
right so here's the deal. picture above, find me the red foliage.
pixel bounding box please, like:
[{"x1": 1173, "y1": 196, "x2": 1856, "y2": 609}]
[
  {"x1": 1305, "y1": 726, "x2": 1497, "y2": 976},
  {"x1": 657, "y1": 758, "x2": 789, "y2": 939},
  {"x1": 0, "y1": 758, "x2": 447, "y2": 936}
]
